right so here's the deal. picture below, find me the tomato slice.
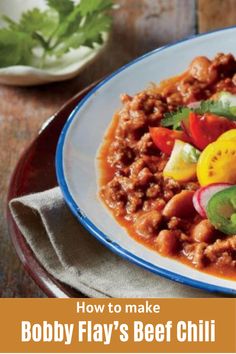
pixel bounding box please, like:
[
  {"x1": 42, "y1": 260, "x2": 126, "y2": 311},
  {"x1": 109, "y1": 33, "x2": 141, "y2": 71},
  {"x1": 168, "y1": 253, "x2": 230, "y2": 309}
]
[
  {"x1": 149, "y1": 127, "x2": 190, "y2": 155},
  {"x1": 189, "y1": 112, "x2": 236, "y2": 150}
]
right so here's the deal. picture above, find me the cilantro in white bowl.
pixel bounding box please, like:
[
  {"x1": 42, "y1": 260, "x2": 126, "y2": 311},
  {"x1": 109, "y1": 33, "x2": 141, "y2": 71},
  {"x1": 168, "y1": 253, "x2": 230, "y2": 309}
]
[{"x1": 0, "y1": 0, "x2": 113, "y2": 85}]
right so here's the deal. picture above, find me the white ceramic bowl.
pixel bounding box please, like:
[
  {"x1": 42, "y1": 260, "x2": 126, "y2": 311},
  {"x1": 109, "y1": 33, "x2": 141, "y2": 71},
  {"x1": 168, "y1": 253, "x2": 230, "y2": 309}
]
[
  {"x1": 56, "y1": 27, "x2": 236, "y2": 295},
  {"x1": 0, "y1": 0, "x2": 108, "y2": 86}
]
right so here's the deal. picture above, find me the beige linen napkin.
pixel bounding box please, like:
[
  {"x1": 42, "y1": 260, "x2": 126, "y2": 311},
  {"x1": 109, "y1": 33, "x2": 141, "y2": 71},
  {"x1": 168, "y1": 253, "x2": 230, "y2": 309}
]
[{"x1": 10, "y1": 187, "x2": 218, "y2": 298}]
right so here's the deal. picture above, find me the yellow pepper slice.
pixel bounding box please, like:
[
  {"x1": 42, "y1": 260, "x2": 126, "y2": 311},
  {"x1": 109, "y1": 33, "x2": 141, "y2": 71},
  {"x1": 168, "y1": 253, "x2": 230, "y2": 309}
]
[
  {"x1": 217, "y1": 129, "x2": 236, "y2": 142},
  {"x1": 197, "y1": 140, "x2": 236, "y2": 186},
  {"x1": 163, "y1": 140, "x2": 198, "y2": 182}
]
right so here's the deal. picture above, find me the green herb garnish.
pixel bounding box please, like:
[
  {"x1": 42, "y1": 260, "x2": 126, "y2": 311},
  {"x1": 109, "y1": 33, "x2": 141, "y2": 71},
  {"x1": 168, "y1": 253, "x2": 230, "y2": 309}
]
[
  {"x1": 195, "y1": 100, "x2": 236, "y2": 119},
  {"x1": 0, "y1": 0, "x2": 113, "y2": 68},
  {"x1": 161, "y1": 99, "x2": 236, "y2": 129},
  {"x1": 161, "y1": 107, "x2": 190, "y2": 129}
]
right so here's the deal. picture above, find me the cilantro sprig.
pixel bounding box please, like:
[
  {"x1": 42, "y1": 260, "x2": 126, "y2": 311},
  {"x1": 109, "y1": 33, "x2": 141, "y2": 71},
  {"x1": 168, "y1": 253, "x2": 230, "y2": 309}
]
[
  {"x1": 0, "y1": 0, "x2": 113, "y2": 68},
  {"x1": 194, "y1": 100, "x2": 236, "y2": 119},
  {"x1": 161, "y1": 99, "x2": 236, "y2": 129},
  {"x1": 161, "y1": 107, "x2": 190, "y2": 130}
]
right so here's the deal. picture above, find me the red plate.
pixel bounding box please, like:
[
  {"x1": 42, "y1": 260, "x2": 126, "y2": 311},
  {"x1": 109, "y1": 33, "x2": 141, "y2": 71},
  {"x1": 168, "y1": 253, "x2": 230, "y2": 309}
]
[{"x1": 7, "y1": 82, "x2": 97, "y2": 298}]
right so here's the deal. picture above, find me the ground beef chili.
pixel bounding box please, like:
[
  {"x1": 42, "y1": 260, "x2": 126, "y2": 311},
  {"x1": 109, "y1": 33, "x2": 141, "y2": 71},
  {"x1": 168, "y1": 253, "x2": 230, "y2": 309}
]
[{"x1": 98, "y1": 53, "x2": 236, "y2": 280}]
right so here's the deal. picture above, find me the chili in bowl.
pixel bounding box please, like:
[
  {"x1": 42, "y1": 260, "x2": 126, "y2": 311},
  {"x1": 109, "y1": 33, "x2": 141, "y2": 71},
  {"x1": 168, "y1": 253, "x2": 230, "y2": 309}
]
[{"x1": 99, "y1": 53, "x2": 236, "y2": 281}]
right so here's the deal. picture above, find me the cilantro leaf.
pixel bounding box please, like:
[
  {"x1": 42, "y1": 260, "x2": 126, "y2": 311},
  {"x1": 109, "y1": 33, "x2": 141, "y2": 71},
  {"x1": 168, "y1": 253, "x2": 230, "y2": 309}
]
[
  {"x1": 161, "y1": 107, "x2": 191, "y2": 129},
  {"x1": 50, "y1": 1, "x2": 112, "y2": 55},
  {"x1": 0, "y1": 29, "x2": 33, "y2": 67},
  {"x1": 55, "y1": 13, "x2": 111, "y2": 56},
  {"x1": 2, "y1": 8, "x2": 57, "y2": 44},
  {"x1": 161, "y1": 99, "x2": 236, "y2": 129},
  {"x1": 79, "y1": 0, "x2": 114, "y2": 16},
  {"x1": 0, "y1": 0, "x2": 113, "y2": 68},
  {"x1": 1, "y1": 15, "x2": 19, "y2": 30},
  {"x1": 46, "y1": 0, "x2": 74, "y2": 20},
  {"x1": 195, "y1": 100, "x2": 236, "y2": 120},
  {"x1": 78, "y1": 13, "x2": 111, "y2": 47},
  {"x1": 0, "y1": 30, "x2": 22, "y2": 67},
  {"x1": 53, "y1": 5, "x2": 82, "y2": 40},
  {"x1": 19, "y1": 8, "x2": 47, "y2": 33}
]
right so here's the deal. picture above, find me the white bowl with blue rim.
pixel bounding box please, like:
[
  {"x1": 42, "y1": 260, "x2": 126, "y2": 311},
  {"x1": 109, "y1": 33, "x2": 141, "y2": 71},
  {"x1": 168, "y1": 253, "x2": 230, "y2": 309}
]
[{"x1": 56, "y1": 26, "x2": 236, "y2": 295}]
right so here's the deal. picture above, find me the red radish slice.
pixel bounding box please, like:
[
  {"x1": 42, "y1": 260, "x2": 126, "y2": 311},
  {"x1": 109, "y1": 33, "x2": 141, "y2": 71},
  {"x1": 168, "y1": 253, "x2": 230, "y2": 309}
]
[
  {"x1": 193, "y1": 183, "x2": 232, "y2": 218},
  {"x1": 193, "y1": 188, "x2": 204, "y2": 216}
]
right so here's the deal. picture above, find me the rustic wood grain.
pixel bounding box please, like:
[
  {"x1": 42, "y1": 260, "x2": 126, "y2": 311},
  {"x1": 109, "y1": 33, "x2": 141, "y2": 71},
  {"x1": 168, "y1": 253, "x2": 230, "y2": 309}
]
[
  {"x1": 198, "y1": 0, "x2": 236, "y2": 32},
  {"x1": 0, "y1": 0, "x2": 196, "y2": 297}
]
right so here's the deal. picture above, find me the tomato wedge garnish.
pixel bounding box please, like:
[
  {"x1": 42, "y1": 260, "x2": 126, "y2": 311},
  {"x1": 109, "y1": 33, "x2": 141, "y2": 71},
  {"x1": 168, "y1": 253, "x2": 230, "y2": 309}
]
[
  {"x1": 149, "y1": 127, "x2": 190, "y2": 155},
  {"x1": 189, "y1": 112, "x2": 236, "y2": 150}
]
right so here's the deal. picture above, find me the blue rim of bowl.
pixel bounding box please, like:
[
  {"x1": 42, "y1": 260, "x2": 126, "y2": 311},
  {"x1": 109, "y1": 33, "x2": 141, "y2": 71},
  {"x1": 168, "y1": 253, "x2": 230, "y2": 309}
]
[{"x1": 56, "y1": 26, "x2": 236, "y2": 296}]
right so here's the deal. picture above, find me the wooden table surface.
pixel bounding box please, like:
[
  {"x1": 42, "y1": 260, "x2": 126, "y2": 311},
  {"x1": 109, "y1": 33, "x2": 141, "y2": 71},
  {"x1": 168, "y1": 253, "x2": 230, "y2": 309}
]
[{"x1": 0, "y1": 0, "x2": 236, "y2": 297}]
